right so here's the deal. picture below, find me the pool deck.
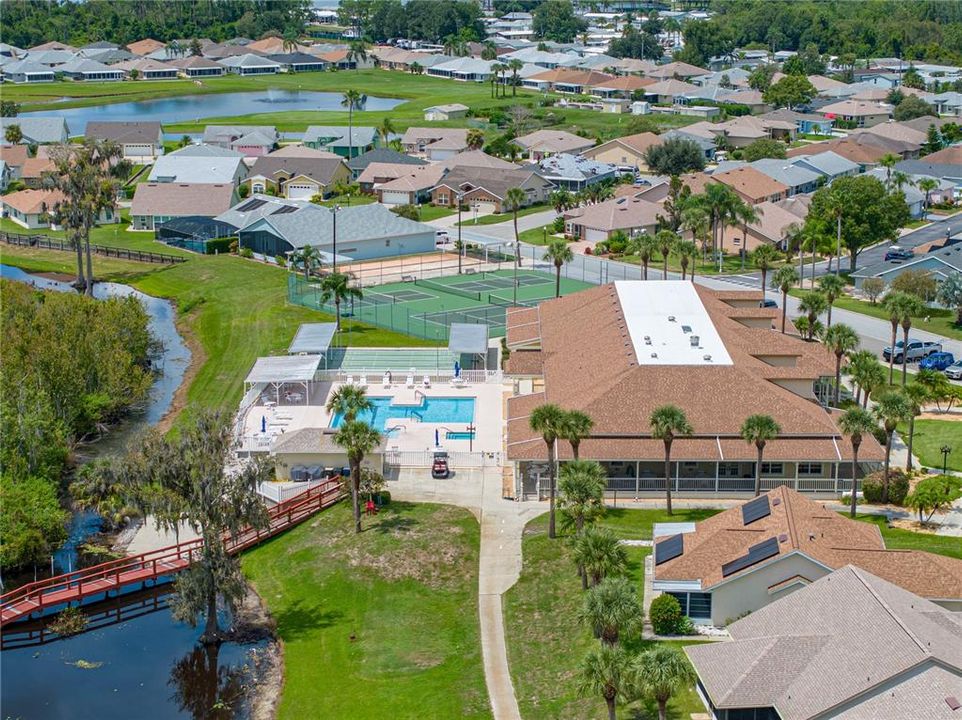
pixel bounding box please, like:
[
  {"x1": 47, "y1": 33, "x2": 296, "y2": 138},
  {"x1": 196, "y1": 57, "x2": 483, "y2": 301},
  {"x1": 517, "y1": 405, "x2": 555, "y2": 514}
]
[{"x1": 242, "y1": 378, "x2": 504, "y2": 455}]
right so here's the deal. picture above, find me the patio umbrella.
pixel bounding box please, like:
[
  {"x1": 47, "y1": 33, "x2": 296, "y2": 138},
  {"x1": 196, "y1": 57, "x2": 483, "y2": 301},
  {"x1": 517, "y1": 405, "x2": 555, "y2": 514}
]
[
  {"x1": 261, "y1": 415, "x2": 267, "y2": 433},
  {"x1": 454, "y1": 361, "x2": 460, "y2": 378},
  {"x1": 435, "y1": 428, "x2": 440, "y2": 446}
]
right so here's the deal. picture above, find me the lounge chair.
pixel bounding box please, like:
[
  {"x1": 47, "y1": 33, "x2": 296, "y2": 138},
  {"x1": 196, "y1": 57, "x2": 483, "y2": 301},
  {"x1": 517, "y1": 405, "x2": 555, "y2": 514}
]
[
  {"x1": 450, "y1": 376, "x2": 466, "y2": 388},
  {"x1": 345, "y1": 375, "x2": 355, "y2": 385},
  {"x1": 423, "y1": 375, "x2": 431, "y2": 388},
  {"x1": 359, "y1": 375, "x2": 368, "y2": 387},
  {"x1": 406, "y1": 375, "x2": 415, "y2": 388}
]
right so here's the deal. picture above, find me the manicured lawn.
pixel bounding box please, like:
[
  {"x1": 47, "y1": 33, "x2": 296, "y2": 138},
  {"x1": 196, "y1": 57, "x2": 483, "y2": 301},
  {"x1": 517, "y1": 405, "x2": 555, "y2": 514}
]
[
  {"x1": 618, "y1": 248, "x2": 786, "y2": 279},
  {"x1": 416, "y1": 205, "x2": 458, "y2": 222},
  {"x1": 853, "y1": 514, "x2": 962, "y2": 559},
  {"x1": 317, "y1": 193, "x2": 377, "y2": 207},
  {"x1": 0, "y1": 215, "x2": 194, "y2": 257},
  {"x1": 518, "y1": 225, "x2": 559, "y2": 245},
  {"x1": 2, "y1": 244, "x2": 438, "y2": 412},
  {"x1": 456, "y1": 204, "x2": 552, "y2": 227},
  {"x1": 242, "y1": 501, "x2": 490, "y2": 720},
  {"x1": 504, "y1": 509, "x2": 716, "y2": 720},
  {"x1": 897, "y1": 418, "x2": 962, "y2": 472},
  {"x1": 789, "y1": 290, "x2": 962, "y2": 341}
]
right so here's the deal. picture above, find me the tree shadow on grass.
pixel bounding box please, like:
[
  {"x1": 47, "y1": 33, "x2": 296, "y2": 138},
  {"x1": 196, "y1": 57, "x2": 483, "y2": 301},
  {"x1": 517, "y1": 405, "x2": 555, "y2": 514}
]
[
  {"x1": 367, "y1": 501, "x2": 421, "y2": 535},
  {"x1": 273, "y1": 600, "x2": 344, "y2": 641}
]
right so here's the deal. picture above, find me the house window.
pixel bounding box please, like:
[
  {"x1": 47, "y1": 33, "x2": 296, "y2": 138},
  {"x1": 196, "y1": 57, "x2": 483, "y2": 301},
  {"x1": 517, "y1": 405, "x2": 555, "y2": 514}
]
[
  {"x1": 718, "y1": 463, "x2": 740, "y2": 477},
  {"x1": 797, "y1": 463, "x2": 822, "y2": 476},
  {"x1": 667, "y1": 591, "x2": 712, "y2": 619},
  {"x1": 253, "y1": 183, "x2": 265, "y2": 193},
  {"x1": 760, "y1": 463, "x2": 784, "y2": 476},
  {"x1": 437, "y1": 193, "x2": 448, "y2": 205}
]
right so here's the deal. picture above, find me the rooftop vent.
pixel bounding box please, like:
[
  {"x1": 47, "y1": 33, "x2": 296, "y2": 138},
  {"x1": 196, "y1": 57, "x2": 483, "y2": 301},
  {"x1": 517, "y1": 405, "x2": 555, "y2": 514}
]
[
  {"x1": 945, "y1": 696, "x2": 960, "y2": 711},
  {"x1": 703, "y1": 354, "x2": 712, "y2": 362},
  {"x1": 668, "y1": 315, "x2": 676, "y2": 322},
  {"x1": 690, "y1": 336, "x2": 700, "y2": 347},
  {"x1": 644, "y1": 335, "x2": 652, "y2": 345},
  {"x1": 682, "y1": 325, "x2": 692, "y2": 333},
  {"x1": 650, "y1": 352, "x2": 658, "y2": 358},
  {"x1": 772, "y1": 497, "x2": 781, "y2": 506},
  {"x1": 778, "y1": 533, "x2": 788, "y2": 543}
]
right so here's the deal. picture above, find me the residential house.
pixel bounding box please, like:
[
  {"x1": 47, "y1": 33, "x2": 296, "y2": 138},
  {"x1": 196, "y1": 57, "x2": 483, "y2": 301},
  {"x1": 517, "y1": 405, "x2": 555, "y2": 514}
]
[
  {"x1": 537, "y1": 153, "x2": 616, "y2": 191},
  {"x1": 423, "y1": 104, "x2": 469, "y2": 121},
  {"x1": 807, "y1": 73, "x2": 854, "y2": 96},
  {"x1": 563, "y1": 195, "x2": 662, "y2": 243},
  {"x1": 303, "y1": 125, "x2": 378, "y2": 158},
  {"x1": 0, "y1": 117, "x2": 69, "y2": 146},
  {"x1": 129, "y1": 183, "x2": 236, "y2": 231},
  {"x1": 933, "y1": 91, "x2": 962, "y2": 117},
  {"x1": 113, "y1": 58, "x2": 179, "y2": 80},
  {"x1": 719, "y1": 198, "x2": 807, "y2": 253},
  {"x1": 318, "y1": 49, "x2": 374, "y2": 71},
  {"x1": 244, "y1": 153, "x2": 351, "y2": 199},
  {"x1": 700, "y1": 166, "x2": 789, "y2": 204},
  {"x1": 789, "y1": 151, "x2": 860, "y2": 183},
  {"x1": 818, "y1": 99, "x2": 893, "y2": 128},
  {"x1": 896, "y1": 145, "x2": 962, "y2": 197},
  {"x1": 357, "y1": 161, "x2": 421, "y2": 193},
  {"x1": 853, "y1": 243, "x2": 962, "y2": 290},
  {"x1": 442, "y1": 150, "x2": 519, "y2": 172},
  {"x1": 504, "y1": 283, "x2": 880, "y2": 499},
  {"x1": 643, "y1": 78, "x2": 703, "y2": 104},
  {"x1": 589, "y1": 75, "x2": 657, "y2": 99},
  {"x1": 512, "y1": 130, "x2": 595, "y2": 161},
  {"x1": 346, "y1": 147, "x2": 426, "y2": 180},
  {"x1": 748, "y1": 158, "x2": 822, "y2": 196},
  {"x1": 426, "y1": 56, "x2": 494, "y2": 82},
  {"x1": 686, "y1": 566, "x2": 962, "y2": 720},
  {"x1": 2, "y1": 188, "x2": 115, "y2": 228},
  {"x1": 86, "y1": 121, "x2": 164, "y2": 161},
  {"x1": 580, "y1": 132, "x2": 663, "y2": 172},
  {"x1": 645, "y1": 61, "x2": 711, "y2": 82},
  {"x1": 237, "y1": 202, "x2": 436, "y2": 261},
  {"x1": 202, "y1": 125, "x2": 279, "y2": 155},
  {"x1": 429, "y1": 166, "x2": 552, "y2": 213},
  {"x1": 373, "y1": 164, "x2": 447, "y2": 206},
  {"x1": 267, "y1": 53, "x2": 327, "y2": 73},
  {"x1": 786, "y1": 133, "x2": 909, "y2": 170},
  {"x1": 1, "y1": 60, "x2": 54, "y2": 83},
  {"x1": 759, "y1": 108, "x2": 833, "y2": 135},
  {"x1": 58, "y1": 57, "x2": 124, "y2": 81},
  {"x1": 662, "y1": 129, "x2": 717, "y2": 160},
  {"x1": 148, "y1": 150, "x2": 248, "y2": 186},
  {"x1": 400, "y1": 127, "x2": 470, "y2": 157},
  {"x1": 167, "y1": 56, "x2": 226, "y2": 78},
  {"x1": 125, "y1": 38, "x2": 166, "y2": 57},
  {"x1": 24, "y1": 49, "x2": 77, "y2": 67},
  {"x1": 218, "y1": 53, "x2": 281, "y2": 75},
  {"x1": 523, "y1": 68, "x2": 616, "y2": 94}
]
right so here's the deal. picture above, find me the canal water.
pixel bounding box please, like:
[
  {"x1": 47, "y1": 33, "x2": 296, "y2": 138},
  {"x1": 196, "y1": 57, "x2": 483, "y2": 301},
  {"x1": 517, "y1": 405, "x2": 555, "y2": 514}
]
[{"x1": 24, "y1": 89, "x2": 405, "y2": 133}]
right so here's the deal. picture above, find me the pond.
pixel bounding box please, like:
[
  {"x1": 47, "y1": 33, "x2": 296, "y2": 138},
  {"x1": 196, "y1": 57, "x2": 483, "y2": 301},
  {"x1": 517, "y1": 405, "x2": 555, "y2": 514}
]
[
  {"x1": 24, "y1": 89, "x2": 405, "y2": 133},
  {"x1": 1, "y1": 589, "x2": 266, "y2": 720}
]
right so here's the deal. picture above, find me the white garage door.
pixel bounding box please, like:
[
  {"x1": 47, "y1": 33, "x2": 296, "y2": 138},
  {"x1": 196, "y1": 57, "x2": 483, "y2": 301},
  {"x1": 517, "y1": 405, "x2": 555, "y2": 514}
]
[
  {"x1": 381, "y1": 191, "x2": 410, "y2": 206},
  {"x1": 473, "y1": 201, "x2": 498, "y2": 214},
  {"x1": 585, "y1": 228, "x2": 607, "y2": 243},
  {"x1": 287, "y1": 184, "x2": 316, "y2": 199}
]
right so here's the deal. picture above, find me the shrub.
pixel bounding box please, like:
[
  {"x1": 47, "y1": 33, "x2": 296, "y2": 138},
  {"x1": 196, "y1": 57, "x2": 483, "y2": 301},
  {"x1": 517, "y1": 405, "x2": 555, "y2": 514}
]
[
  {"x1": 238, "y1": 184, "x2": 250, "y2": 199},
  {"x1": 861, "y1": 469, "x2": 910, "y2": 506},
  {"x1": 239, "y1": 247, "x2": 254, "y2": 259},
  {"x1": 274, "y1": 254, "x2": 287, "y2": 267},
  {"x1": 229, "y1": 240, "x2": 238, "y2": 254},
  {"x1": 205, "y1": 237, "x2": 233, "y2": 255},
  {"x1": 649, "y1": 593, "x2": 683, "y2": 635},
  {"x1": 552, "y1": 215, "x2": 565, "y2": 234}
]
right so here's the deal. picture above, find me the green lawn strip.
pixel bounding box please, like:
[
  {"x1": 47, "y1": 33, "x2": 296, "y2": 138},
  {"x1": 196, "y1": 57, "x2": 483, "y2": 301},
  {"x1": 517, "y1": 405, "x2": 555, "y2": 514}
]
[
  {"x1": 317, "y1": 193, "x2": 377, "y2": 207},
  {"x1": 788, "y1": 290, "x2": 962, "y2": 341},
  {"x1": 242, "y1": 502, "x2": 491, "y2": 720},
  {"x1": 0, "y1": 216, "x2": 194, "y2": 257},
  {"x1": 456, "y1": 204, "x2": 552, "y2": 227},
  {"x1": 517, "y1": 225, "x2": 559, "y2": 245},
  {"x1": 896, "y1": 418, "x2": 962, "y2": 472},
  {"x1": 0, "y1": 243, "x2": 159, "y2": 283},
  {"x1": 504, "y1": 510, "x2": 715, "y2": 720},
  {"x1": 852, "y1": 514, "x2": 962, "y2": 559},
  {"x1": 616, "y1": 248, "x2": 785, "y2": 279},
  {"x1": 415, "y1": 205, "x2": 458, "y2": 222}
]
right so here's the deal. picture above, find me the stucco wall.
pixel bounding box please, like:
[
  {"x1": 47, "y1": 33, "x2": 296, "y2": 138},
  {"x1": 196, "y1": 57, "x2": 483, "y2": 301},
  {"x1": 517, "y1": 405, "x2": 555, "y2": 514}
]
[{"x1": 273, "y1": 450, "x2": 384, "y2": 480}]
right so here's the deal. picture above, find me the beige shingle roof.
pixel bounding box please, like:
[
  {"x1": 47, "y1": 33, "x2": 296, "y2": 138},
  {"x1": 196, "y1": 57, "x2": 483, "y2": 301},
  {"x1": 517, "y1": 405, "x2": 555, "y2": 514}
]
[{"x1": 131, "y1": 183, "x2": 235, "y2": 216}]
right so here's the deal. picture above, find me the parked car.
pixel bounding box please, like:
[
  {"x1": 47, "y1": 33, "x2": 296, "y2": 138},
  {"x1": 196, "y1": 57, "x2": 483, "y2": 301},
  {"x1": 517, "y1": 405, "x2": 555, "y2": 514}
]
[
  {"x1": 759, "y1": 299, "x2": 778, "y2": 308},
  {"x1": 884, "y1": 246, "x2": 914, "y2": 261},
  {"x1": 883, "y1": 339, "x2": 942, "y2": 364},
  {"x1": 945, "y1": 361, "x2": 962, "y2": 380},
  {"x1": 431, "y1": 451, "x2": 450, "y2": 479},
  {"x1": 920, "y1": 352, "x2": 955, "y2": 371},
  {"x1": 435, "y1": 230, "x2": 449, "y2": 245}
]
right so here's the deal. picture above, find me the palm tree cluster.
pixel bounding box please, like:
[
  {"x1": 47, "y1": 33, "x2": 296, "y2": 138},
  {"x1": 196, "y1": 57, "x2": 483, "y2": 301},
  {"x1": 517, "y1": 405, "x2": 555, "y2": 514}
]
[{"x1": 329, "y1": 384, "x2": 380, "y2": 534}]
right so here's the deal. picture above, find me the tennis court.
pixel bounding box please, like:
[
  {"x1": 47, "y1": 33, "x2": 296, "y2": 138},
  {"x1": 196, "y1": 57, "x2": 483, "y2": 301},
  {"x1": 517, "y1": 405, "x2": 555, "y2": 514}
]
[{"x1": 288, "y1": 268, "x2": 594, "y2": 340}]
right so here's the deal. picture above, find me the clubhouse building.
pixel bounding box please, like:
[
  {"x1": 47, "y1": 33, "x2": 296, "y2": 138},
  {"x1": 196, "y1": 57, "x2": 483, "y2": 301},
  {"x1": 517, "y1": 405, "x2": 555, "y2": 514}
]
[{"x1": 504, "y1": 281, "x2": 885, "y2": 498}]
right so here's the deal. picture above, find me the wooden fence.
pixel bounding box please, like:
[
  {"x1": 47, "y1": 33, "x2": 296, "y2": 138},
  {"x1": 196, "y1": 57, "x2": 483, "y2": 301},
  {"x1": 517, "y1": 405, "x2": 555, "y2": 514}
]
[{"x1": 1, "y1": 231, "x2": 187, "y2": 265}]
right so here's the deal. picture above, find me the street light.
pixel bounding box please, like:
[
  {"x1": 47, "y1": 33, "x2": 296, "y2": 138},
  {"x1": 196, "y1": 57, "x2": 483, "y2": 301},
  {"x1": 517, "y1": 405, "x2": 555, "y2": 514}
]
[
  {"x1": 329, "y1": 204, "x2": 341, "y2": 272},
  {"x1": 941, "y1": 445, "x2": 952, "y2": 475},
  {"x1": 456, "y1": 191, "x2": 464, "y2": 275}
]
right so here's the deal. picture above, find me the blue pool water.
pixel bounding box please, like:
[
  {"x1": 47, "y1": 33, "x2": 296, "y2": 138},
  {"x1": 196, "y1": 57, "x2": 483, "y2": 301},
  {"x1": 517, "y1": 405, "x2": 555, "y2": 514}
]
[
  {"x1": 446, "y1": 431, "x2": 476, "y2": 440},
  {"x1": 331, "y1": 396, "x2": 475, "y2": 432}
]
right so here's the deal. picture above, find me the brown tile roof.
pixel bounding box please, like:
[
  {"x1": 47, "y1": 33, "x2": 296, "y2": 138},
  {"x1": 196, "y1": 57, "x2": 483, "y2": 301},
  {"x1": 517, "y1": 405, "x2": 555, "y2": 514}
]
[
  {"x1": 922, "y1": 144, "x2": 962, "y2": 165},
  {"x1": 0, "y1": 144, "x2": 30, "y2": 167},
  {"x1": 646, "y1": 61, "x2": 709, "y2": 79},
  {"x1": 528, "y1": 68, "x2": 615, "y2": 87},
  {"x1": 564, "y1": 195, "x2": 662, "y2": 232},
  {"x1": 513, "y1": 129, "x2": 595, "y2": 154},
  {"x1": 1, "y1": 188, "x2": 62, "y2": 214},
  {"x1": 126, "y1": 38, "x2": 166, "y2": 56},
  {"x1": 655, "y1": 487, "x2": 962, "y2": 601},
  {"x1": 589, "y1": 75, "x2": 657, "y2": 91},
  {"x1": 819, "y1": 99, "x2": 892, "y2": 118},
  {"x1": 376, "y1": 164, "x2": 446, "y2": 192},
  {"x1": 20, "y1": 156, "x2": 55, "y2": 179},
  {"x1": 504, "y1": 350, "x2": 544, "y2": 376},
  {"x1": 713, "y1": 166, "x2": 789, "y2": 203},
  {"x1": 505, "y1": 306, "x2": 541, "y2": 347},
  {"x1": 400, "y1": 127, "x2": 469, "y2": 147},
  {"x1": 432, "y1": 166, "x2": 550, "y2": 201},
  {"x1": 86, "y1": 121, "x2": 161, "y2": 145},
  {"x1": 442, "y1": 150, "x2": 518, "y2": 171},
  {"x1": 130, "y1": 183, "x2": 235, "y2": 217},
  {"x1": 583, "y1": 132, "x2": 662, "y2": 159}
]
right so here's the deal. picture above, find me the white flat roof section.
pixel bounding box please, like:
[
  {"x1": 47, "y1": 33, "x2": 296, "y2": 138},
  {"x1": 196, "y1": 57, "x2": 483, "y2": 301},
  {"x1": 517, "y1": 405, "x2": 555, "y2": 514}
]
[
  {"x1": 614, "y1": 281, "x2": 733, "y2": 366},
  {"x1": 288, "y1": 323, "x2": 337, "y2": 355},
  {"x1": 245, "y1": 354, "x2": 322, "y2": 384}
]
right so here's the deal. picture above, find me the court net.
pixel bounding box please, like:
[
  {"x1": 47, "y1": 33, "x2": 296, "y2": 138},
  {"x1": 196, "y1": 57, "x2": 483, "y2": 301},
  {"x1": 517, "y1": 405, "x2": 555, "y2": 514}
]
[{"x1": 414, "y1": 277, "x2": 482, "y2": 302}]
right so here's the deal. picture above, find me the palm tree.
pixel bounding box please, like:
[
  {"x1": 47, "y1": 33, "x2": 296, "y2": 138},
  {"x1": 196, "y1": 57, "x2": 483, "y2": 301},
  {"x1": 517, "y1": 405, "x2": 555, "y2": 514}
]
[
  {"x1": 839, "y1": 407, "x2": 877, "y2": 517},
  {"x1": 674, "y1": 239, "x2": 697, "y2": 281},
  {"x1": 550, "y1": 188, "x2": 574, "y2": 214},
  {"x1": 282, "y1": 28, "x2": 299, "y2": 54},
  {"x1": 845, "y1": 350, "x2": 886, "y2": 409},
  {"x1": 377, "y1": 117, "x2": 395, "y2": 146},
  {"x1": 4, "y1": 123, "x2": 22, "y2": 144},
  {"x1": 290, "y1": 245, "x2": 322, "y2": 280},
  {"x1": 530, "y1": 403, "x2": 567, "y2": 538},
  {"x1": 896, "y1": 293, "x2": 924, "y2": 387},
  {"x1": 655, "y1": 229, "x2": 677, "y2": 279},
  {"x1": 340, "y1": 89, "x2": 367, "y2": 159},
  {"x1": 508, "y1": 58, "x2": 524, "y2": 96},
  {"x1": 797, "y1": 291, "x2": 828, "y2": 341},
  {"x1": 699, "y1": 183, "x2": 740, "y2": 255},
  {"x1": 560, "y1": 410, "x2": 594, "y2": 460},
  {"x1": 917, "y1": 177, "x2": 938, "y2": 212},
  {"x1": 559, "y1": 460, "x2": 606, "y2": 535},
  {"x1": 737, "y1": 201, "x2": 761, "y2": 258},
  {"x1": 752, "y1": 244, "x2": 780, "y2": 300},
  {"x1": 573, "y1": 526, "x2": 628, "y2": 587},
  {"x1": 543, "y1": 238, "x2": 574, "y2": 297},
  {"x1": 627, "y1": 234, "x2": 658, "y2": 280},
  {"x1": 633, "y1": 646, "x2": 697, "y2": 720},
  {"x1": 578, "y1": 577, "x2": 643, "y2": 646},
  {"x1": 904, "y1": 381, "x2": 930, "y2": 472},
  {"x1": 346, "y1": 40, "x2": 368, "y2": 71},
  {"x1": 578, "y1": 644, "x2": 632, "y2": 720},
  {"x1": 740, "y1": 414, "x2": 781, "y2": 496},
  {"x1": 821, "y1": 323, "x2": 860, "y2": 405},
  {"x1": 333, "y1": 420, "x2": 382, "y2": 533},
  {"x1": 325, "y1": 383, "x2": 372, "y2": 423},
  {"x1": 649, "y1": 405, "x2": 692, "y2": 516},
  {"x1": 319, "y1": 271, "x2": 363, "y2": 331},
  {"x1": 409, "y1": 61, "x2": 423, "y2": 76},
  {"x1": 681, "y1": 204, "x2": 710, "y2": 262},
  {"x1": 816, "y1": 273, "x2": 845, "y2": 328},
  {"x1": 874, "y1": 390, "x2": 913, "y2": 502},
  {"x1": 466, "y1": 129, "x2": 485, "y2": 150},
  {"x1": 771, "y1": 265, "x2": 799, "y2": 333},
  {"x1": 491, "y1": 62, "x2": 507, "y2": 97},
  {"x1": 879, "y1": 152, "x2": 900, "y2": 189}
]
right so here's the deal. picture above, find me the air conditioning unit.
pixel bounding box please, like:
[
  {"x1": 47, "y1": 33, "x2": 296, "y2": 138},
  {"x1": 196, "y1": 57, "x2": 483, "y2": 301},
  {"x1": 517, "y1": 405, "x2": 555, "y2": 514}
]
[{"x1": 690, "y1": 336, "x2": 700, "y2": 347}]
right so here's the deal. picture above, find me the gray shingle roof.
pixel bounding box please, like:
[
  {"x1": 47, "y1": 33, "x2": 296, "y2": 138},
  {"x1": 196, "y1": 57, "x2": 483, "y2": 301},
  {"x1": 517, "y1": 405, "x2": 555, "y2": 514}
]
[
  {"x1": 304, "y1": 125, "x2": 377, "y2": 149},
  {"x1": 148, "y1": 155, "x2": 246, "y2": 184},
  {"x1": 0, "y1": 117, "x2": 68, "y2": 144},
  {"x1": 272, "y1": 426, "x2": 387, "y2": 455},
  {"x1": 347, "y1": 147, "x2": 427, "y2": 172},
  {"x1": 750, "y1": 158, "x2": 822, "y2": 188},
  {"x1": 789, "y1": 150, "x2": 859, "y2": 177},
  {"x1": 86, "y1": 121, "x2": 161, "y2": 144}
]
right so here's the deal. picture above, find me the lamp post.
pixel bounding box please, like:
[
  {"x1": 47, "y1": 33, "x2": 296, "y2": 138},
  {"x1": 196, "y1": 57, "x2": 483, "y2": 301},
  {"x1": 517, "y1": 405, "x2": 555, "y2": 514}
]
[
  {"x1": 456, "y1": 191, "x2": 464, "y2": 274},
  {"x1": 941, "y1": 445, "x2": 952, "y2": 475},
  {"x1": 513, "y1": 241, "x2": 519, "y2": 305},
  {"x1": 329, "y1": 204, "x2": 340, "y2": 272},
  {"x1": 467, "y1": 422, "x2": 476, "y2": 452}
]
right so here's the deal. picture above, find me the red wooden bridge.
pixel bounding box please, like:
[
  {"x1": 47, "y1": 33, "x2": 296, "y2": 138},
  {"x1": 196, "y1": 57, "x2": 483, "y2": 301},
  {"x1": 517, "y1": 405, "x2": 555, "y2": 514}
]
[{"x1": 0, "y1": 479, "x2": 344, "y2": 628}]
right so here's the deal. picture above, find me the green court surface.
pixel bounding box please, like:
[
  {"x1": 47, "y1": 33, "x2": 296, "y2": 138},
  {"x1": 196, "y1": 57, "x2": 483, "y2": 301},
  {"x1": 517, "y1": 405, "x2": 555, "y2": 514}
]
[
  {"x1": 326, "y1": 347, "x2": 465, "y2": 374},
  {"x1": 289, "y1": 269, "x2": 594, "y2": 340}
]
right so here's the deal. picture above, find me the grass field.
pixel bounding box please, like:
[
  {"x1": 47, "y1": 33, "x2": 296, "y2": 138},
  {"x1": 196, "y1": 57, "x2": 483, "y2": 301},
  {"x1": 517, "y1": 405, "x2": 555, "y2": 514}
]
[
  {"x1": 290, "y1": 267, "x2": 595, "y2": 340},
  {"x1": 242, "y1": 501, "x2": 490, "y2": 720},
  {"x1": 854, "y1": 513, "x2": 962, "y2": 559},
  {"x1": 896, "y1": 418, "x2": 962, "y2": 472},
  {"x1": 455, "y1": 204, "x2": 551, "y2": 227},
  {"x1": 504, "y1": 509, "x2": 715, "y2": 720}
]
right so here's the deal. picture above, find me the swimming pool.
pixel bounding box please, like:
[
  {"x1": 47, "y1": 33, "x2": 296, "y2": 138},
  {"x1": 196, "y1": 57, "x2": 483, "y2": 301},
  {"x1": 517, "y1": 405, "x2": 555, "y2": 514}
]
[
  {"x1": 446, "y1": 431, "x2": 476, "y2": 440},
  {"x1": 330, "y1": 396, "x2": 475, "y2": 432}
]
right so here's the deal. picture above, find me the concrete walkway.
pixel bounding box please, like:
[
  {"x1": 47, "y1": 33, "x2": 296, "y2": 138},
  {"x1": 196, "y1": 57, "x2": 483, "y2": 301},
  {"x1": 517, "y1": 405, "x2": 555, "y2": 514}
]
[{"x1": 390, "y1": 467, "x2": 546, "y2": 720}]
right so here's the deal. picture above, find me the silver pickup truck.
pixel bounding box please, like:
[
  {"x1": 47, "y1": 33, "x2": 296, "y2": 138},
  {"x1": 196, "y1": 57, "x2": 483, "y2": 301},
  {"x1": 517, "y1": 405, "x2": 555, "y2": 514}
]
[{"x1": 882, "y1": 339, "x2": 942, "y2": 364}]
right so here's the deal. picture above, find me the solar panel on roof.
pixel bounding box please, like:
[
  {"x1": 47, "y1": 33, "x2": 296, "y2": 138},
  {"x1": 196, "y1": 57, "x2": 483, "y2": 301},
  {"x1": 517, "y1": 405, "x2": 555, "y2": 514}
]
[
  {"x1": 741, "y1": 495, "x2": 771, "y2": 525},
  {"x1": 654, "y1": 534, "x2": 683, "y2": 565},
  {"x1": 271, "y1": 204, "x2": 299, "y2": 215},
  {"x1": 721, "y1": 536, "x2": 779, "y2": 577},
  {"x1": 238, "y1": 198, "x2": 267, "y2": 212}
]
